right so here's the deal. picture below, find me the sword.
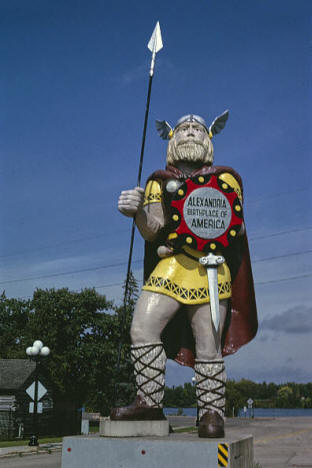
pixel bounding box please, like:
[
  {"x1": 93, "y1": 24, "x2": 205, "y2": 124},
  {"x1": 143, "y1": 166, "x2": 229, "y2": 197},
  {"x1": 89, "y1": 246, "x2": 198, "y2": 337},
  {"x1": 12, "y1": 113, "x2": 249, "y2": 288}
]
[{"x1": 199, "y1": 253, "x2": 225, "y2": 332}]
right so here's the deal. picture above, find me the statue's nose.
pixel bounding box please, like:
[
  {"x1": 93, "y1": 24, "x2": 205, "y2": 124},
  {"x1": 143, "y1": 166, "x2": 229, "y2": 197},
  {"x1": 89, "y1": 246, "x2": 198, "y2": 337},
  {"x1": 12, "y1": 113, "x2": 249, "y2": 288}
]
[{"x1": 187, "y1": 125, "x2": 195, "y2": 137}]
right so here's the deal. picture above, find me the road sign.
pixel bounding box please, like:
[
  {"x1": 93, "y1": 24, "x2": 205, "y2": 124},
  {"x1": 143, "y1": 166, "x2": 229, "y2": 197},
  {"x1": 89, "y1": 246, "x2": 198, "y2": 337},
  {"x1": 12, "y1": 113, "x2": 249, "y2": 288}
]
[
  {"x1": 247, "y1": 398, "x2": 254, "y2": 408},
  {"x1": 29, "y1": 402, "x2": 43, "y2": 414},
  {"x1": 26, "y1": 381, "x2": 47, "y2": 401}
]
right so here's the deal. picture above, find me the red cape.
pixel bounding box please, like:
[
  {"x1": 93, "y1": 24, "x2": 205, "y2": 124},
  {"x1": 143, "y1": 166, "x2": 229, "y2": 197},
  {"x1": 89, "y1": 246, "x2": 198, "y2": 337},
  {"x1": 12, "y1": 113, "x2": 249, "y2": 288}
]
[{"x1": 143, "y1": 165, "x2": 258, "y2": 367}]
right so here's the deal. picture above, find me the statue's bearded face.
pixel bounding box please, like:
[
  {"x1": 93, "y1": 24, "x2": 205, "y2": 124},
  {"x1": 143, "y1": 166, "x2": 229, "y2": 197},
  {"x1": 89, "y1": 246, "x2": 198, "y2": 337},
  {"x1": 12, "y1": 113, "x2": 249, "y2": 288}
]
[{"x1": 166, "y1": 122, "x2": 214, "y2": 167}]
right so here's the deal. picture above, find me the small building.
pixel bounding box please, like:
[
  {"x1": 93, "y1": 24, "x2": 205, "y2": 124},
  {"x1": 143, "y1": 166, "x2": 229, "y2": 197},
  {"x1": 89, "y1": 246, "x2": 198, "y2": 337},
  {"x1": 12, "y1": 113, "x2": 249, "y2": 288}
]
[{"x1": 0, "y1": 359, "x2": 80, "y2": 440}]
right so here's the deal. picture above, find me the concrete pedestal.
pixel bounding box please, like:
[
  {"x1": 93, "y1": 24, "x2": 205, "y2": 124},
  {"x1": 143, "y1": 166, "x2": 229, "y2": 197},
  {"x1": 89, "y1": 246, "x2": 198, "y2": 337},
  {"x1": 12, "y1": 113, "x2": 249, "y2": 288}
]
[
  {"x1": 100, "y1": 417, "x2": 170, "y2": 437},
  {"x1": 61, "y1": 432, "x2": 254, "y2": 468}
]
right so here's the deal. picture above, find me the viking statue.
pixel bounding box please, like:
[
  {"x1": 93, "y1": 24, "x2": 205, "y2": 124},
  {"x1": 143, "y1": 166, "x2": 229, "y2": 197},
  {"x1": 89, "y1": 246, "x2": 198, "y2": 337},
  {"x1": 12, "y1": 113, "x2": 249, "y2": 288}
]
[{"x1": 111, "y1": 111, "x2": 257, "y2": 438}]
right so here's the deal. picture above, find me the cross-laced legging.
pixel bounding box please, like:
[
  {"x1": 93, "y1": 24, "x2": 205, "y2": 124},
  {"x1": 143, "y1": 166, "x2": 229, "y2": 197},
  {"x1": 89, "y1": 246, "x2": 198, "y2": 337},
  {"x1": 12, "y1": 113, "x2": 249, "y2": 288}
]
[
  {"x1": 195, "y1": 359, "x2": 226, "y2": 419},
  {"x1": 131, "y1": 343, "x2": 166, "y2": 407}
]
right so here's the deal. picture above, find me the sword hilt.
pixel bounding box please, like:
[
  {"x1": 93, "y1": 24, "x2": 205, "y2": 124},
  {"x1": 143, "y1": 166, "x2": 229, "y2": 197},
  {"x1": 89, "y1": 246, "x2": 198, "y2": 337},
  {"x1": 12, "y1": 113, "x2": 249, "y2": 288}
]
[{"x1": 199, "y1": 253, "x2": 225, "y2": 268}]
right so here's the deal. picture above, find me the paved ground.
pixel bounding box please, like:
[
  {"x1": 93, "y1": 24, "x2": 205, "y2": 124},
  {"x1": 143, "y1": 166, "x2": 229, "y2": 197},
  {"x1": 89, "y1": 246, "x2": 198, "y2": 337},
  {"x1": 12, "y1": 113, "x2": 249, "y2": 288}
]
[
  {"x1": 0, "y1": 452, "x2": 61, "y2": 467},
  {"x1": 240, "y1": 417, "x2": 312, "y2": 468},
  {"x1": 0, "y1": 417, "x2": 311, "y2": 467},
  {"x1": 170, "y1": 415, "x2": 312, "y2": 467}
]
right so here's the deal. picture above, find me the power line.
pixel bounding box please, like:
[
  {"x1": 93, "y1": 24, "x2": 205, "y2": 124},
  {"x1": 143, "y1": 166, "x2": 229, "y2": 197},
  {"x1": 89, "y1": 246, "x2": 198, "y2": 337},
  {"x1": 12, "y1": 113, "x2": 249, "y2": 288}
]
[
  {"x1": 249, "y1": 226, "x2": 312, "y2": 241},
  {"x1": 91, "y1": 282, "x2": 125, "y2": 290},
  {"x1": 0, "y1": 188, "x2": 309, "y2": 260},
  {"x1": 95, "y1": 272, "x2": 312, "y2": 290},
  {"x1": 9, "y1": 282, "x2": 127, "y2": 300},
  {"x1": 3, "y1": 223, "x2": 308, "y2": 263},
  {"x1": 94, "y1": 280, "x2": 142, "y2": 290},
  {"x1": 0, "y1": 260, "x2": 142, "y2": 285},
  {"x1": 0, "y1": 246, "x2": 311, "y2": 286},
  {"x1": 12, "y1": 272, "x2": 312, "y2": 300},
  {"x1": 246, "y1": 187, "x2": 310, "y2": 205},
  {"x1": 253, "y1": 249, "x2": 312, "y2": 263},
  {"x1": 0, "y1": 229, "x2": 130, "y2": 260},
  {"x1": 255, "y1": 273, "x2": 312, "y2": 286}
]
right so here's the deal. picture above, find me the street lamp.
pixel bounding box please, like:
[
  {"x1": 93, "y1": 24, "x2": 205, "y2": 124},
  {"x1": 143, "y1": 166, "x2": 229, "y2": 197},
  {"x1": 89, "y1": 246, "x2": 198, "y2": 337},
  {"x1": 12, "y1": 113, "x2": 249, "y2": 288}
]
[{"x1": 26, "y1": 340, "x2": 50, "y2": 446}]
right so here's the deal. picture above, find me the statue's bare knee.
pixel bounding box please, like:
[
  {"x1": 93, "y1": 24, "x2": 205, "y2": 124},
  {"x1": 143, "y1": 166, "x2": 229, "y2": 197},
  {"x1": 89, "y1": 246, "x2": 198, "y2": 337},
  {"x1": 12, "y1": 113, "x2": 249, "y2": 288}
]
[
  {"x1": 130, "y1": 291, "x2": 180, "y2": 345},
  {"x1": 187, "y1": 300, "x2": 228, "y2": 360},
  {"x1": 130, "y1": 301, "x2": 156, "y2": 344},
  {"x1": 195, "y1": 331, "x2": 221, "y2": 360},
  {"x1": 130, "y1": 319, "x2": 147, "y2": 344}
]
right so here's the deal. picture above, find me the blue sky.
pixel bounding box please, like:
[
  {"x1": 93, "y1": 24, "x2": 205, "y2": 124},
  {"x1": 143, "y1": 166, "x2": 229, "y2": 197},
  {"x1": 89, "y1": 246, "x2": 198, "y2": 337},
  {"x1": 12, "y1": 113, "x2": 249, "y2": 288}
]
[{"x1": 0, "y1": 0, "x2": 311, "y2": 387}]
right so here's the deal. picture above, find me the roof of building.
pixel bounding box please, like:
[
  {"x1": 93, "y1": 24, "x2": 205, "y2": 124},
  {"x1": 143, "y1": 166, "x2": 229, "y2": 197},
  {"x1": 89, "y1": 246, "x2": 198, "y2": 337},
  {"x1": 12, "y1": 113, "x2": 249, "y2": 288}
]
[{"x1": 0, "y1": 359, "x2": 36, "y2": 390}]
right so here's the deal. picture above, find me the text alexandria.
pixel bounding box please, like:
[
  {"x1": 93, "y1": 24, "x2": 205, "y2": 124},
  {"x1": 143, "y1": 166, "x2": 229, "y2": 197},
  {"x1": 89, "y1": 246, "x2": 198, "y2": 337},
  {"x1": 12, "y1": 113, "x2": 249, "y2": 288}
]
[{"x1": 187, "y1": 196, "x2": 227, "y2": 208}]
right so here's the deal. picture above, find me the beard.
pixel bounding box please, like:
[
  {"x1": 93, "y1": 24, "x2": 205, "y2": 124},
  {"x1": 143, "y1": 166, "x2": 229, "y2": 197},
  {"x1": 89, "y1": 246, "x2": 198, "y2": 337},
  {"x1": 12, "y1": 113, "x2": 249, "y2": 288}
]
[
  {"x1": 175, "y1": 140, "x2": 207, "y2": 162},
  {"x1": 167, "y1": 138, "x2": 212, "y2": 166}
]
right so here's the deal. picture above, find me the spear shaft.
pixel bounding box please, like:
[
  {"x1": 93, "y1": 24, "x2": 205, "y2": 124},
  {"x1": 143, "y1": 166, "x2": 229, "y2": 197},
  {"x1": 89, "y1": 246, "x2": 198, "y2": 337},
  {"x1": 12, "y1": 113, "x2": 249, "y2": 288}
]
[{"x1": 115, "y1": 23, "x2": 163, "y2": 400}]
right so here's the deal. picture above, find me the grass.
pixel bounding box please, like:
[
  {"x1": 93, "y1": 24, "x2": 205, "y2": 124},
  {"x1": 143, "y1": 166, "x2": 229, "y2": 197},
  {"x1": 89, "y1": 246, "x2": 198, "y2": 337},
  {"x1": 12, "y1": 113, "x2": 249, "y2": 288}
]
[
  {"x1": 89, "y1": 424, "x2": 99, "y2": 433},
  {"x1": 172, "y1": 426, "x2": 197, "y2": 433},
  {"x1": 0, "y1": 436, "x2": 62, "y2": 448},
  {"x1": 0, "y1": 424, "x2": 100, "y2": 448}
]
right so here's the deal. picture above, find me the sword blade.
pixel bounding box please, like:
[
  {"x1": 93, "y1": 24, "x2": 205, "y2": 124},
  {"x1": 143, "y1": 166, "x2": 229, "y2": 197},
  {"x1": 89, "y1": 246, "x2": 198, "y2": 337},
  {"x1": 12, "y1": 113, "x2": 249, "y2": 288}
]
[{"x1": 207, "y1": 267, "x2": 220, "y2": 331}]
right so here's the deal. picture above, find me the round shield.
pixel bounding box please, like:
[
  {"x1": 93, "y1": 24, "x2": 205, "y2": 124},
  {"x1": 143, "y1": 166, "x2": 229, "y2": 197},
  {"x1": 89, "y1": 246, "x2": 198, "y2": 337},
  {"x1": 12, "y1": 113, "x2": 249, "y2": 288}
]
[{"x1": 167, "y1": 174, "x2": 243, "y2": 253}]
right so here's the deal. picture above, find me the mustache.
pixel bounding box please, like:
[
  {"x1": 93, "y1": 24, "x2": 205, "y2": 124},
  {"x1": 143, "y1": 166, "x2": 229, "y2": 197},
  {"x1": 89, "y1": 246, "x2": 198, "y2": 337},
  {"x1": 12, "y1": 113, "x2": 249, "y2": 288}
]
[{"x1": 176, "y1": 139, "x2": 206, "y2": 148}]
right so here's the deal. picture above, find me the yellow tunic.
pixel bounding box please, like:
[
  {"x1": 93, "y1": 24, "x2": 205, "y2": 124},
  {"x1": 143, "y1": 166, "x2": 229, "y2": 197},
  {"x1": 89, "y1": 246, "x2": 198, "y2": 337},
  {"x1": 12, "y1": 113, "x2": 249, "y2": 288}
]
[{"x1": 142, "y1": 173, "x2": 242, "y2": 305}]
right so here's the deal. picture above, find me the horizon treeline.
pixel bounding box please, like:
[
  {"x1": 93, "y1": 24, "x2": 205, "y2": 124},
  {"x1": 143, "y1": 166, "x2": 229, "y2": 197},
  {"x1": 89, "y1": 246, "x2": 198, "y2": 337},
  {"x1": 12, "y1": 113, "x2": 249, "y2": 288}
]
[{"x1": 164, "y1": 379, "x2": 312, "y2": 415}]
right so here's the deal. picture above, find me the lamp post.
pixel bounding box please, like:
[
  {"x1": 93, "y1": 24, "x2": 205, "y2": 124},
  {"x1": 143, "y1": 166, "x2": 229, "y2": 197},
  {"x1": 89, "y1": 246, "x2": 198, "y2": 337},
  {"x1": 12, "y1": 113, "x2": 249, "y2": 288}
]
[{"x1": 26, "y1": 340, "x2": 50, "y2": 446}]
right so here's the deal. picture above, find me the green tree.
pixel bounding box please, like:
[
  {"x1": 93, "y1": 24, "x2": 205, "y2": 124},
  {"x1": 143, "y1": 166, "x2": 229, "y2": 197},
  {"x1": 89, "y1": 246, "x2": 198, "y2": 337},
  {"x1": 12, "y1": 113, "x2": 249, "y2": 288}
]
[
  {"x1": 182, "y1": 382, "x2": 196, "y2": 407},
  {"x1": 276, "y1": 385, "x2": 293, "y2": 408},
  {"x1": 225, "y1": 380, "x2": 245, "y2": 416},
  {"x1": 235, "y1": 379, "x2": 259, "y2": 403},
  {"x1": 164, "y1": 383, "x2": 196, "y2": 408},
  {"x1": 0, "y1": 292, "x2": 30, "y2": 358},
  {"x1": 109, "y1": 271, "x2": 138, "y2": 410},
  {"x1": 22, "y1": 288, "x2": 114, "y2": 408}
]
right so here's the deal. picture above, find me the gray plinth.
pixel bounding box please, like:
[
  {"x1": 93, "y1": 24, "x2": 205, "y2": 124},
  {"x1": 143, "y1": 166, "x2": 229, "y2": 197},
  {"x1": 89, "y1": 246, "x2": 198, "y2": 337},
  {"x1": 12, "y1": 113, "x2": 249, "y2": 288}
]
[
  {"x1": 61, "y1": 433, "x2": 254, "y2": 468},
  {"x1": 100, "y1": 417, "x2": 170, "y2": 437}
]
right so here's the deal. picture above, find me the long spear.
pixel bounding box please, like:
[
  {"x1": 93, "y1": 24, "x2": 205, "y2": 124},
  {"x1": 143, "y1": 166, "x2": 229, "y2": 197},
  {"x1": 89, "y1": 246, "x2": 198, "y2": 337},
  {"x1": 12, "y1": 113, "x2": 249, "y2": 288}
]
[{"x1": 115, "y1": 22, "x2": 163, "y2": 392}]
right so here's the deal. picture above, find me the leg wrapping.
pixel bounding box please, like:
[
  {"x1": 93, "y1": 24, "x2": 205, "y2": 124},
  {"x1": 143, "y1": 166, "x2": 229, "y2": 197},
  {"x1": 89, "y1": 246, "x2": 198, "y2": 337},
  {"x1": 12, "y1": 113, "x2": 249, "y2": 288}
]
[
  {"x1": 131, "y1": 342, "x2": 166, "y2": 408},
  {"x1": 195, "y1": 359, "x2": 226, "y2": 419}
]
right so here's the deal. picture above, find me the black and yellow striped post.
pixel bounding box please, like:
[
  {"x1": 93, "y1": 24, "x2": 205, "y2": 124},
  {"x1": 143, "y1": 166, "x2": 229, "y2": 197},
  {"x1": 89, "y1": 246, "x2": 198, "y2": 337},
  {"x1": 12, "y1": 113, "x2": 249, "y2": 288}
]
[{"x1": 218, "y1": 443, "x2": 229, "y2": 467}]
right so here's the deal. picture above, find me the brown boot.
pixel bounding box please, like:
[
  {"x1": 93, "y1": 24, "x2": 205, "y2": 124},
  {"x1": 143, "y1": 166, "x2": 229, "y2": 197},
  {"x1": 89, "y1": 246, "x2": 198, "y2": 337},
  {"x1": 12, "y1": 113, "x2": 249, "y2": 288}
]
[
  {"x1": 110, "y1": 343, "x2": 167, "y2": 421},
  {"x1": 110, "y1": 395, "x2": 166, "y2": 421},
  {"x1": 195, "y1": 360, "x2": 226, "y2": 438},
  {"x1": 198, "y1": 409, "x2": 224, "y2": 438}
]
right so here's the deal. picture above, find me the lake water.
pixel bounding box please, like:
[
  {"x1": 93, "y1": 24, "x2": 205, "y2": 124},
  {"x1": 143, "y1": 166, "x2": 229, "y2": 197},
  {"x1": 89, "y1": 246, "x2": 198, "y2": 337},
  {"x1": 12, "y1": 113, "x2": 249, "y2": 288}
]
[{"x1": 164, "y1": 407, "x2": 312, "y2": 418}]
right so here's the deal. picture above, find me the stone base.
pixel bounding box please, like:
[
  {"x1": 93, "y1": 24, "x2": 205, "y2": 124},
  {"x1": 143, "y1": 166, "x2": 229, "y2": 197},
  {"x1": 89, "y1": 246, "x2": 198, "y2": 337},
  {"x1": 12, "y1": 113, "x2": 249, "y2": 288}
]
[
  {"x1": 61, "y1": 433, "x2": 254, "y2": 468},
  {"x1": 99, "y1": 417, "x2": 170, "y2": 437}
]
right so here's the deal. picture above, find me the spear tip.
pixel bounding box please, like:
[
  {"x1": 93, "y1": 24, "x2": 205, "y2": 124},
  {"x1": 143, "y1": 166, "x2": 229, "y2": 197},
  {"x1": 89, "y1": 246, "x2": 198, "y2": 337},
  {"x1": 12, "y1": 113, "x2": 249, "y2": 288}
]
[{"x1": 148, "y1": 21, "x2": 163, "y2": 53}]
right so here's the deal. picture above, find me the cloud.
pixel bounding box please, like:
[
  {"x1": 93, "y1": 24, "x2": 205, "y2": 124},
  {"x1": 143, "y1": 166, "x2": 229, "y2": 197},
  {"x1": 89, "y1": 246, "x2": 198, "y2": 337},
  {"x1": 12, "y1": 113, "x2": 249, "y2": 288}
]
[
  {"x1": 120, "y1": 57, "x2": 177, "y2": 85},
  {"x1": 261, "y1": 305, "x2": 312, "y2": 334},
  {"x1": 234, "y1": 363, "x2": 312, "y2": 384},
  {"x1": 121, "y1": 62, "x2": 148, "y2": 85},
  {"x1": 226, "y1": 333, "x2": 312, "y2": 384}
]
